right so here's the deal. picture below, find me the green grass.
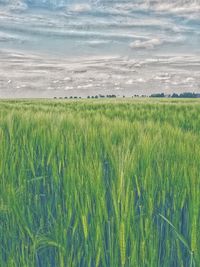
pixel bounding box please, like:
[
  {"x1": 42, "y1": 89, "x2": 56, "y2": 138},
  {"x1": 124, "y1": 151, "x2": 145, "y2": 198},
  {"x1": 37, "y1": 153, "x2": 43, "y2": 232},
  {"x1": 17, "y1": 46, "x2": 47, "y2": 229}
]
[{"x1": 0, "y1": 98, "x2": 199, "y2": 267}]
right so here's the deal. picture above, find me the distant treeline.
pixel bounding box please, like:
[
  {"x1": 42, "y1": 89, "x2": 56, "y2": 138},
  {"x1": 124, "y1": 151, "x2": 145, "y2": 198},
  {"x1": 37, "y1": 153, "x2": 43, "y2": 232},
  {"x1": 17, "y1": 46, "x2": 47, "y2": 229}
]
[
  {"x1": 54, "y1": 94, "x2": 117, "y2": 99},
  {"x1": 54, "y1": 92, "x2": 200, "y2": 99},
  {"x1": 150, "y1": 92, "x2": 200, "y2": 98},
  {"x1": 54, "y1": 94, "x2": 147, "y2": 99}
]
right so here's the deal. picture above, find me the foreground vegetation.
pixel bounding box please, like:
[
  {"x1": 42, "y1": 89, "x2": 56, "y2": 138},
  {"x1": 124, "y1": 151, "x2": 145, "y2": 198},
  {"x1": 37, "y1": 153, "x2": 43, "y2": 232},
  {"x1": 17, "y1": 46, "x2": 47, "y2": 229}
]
[{"x1": 0, "y1": 98, "x2": 199, "y2": 267}]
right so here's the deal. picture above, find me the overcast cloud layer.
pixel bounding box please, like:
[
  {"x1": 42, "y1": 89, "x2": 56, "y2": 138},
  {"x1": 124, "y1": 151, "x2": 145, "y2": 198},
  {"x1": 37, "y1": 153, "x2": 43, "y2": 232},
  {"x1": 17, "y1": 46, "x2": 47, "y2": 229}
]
[{"x1": 0, "y1": 0, "x2": 200, "y2": 97}]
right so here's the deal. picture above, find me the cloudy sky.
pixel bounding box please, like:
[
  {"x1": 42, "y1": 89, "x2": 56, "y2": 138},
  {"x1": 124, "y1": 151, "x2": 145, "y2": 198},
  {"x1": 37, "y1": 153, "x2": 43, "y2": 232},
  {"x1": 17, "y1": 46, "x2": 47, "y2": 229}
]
[{"x1": 0, "y1": 0, "x2": 200, "y2": 97}]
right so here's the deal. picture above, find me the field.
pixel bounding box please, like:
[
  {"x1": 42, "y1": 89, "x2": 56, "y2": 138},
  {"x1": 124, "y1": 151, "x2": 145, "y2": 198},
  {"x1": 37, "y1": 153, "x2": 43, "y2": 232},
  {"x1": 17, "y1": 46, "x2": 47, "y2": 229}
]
[{"x1": 0, "y1": 98, "x2": 199, "y2": 267}]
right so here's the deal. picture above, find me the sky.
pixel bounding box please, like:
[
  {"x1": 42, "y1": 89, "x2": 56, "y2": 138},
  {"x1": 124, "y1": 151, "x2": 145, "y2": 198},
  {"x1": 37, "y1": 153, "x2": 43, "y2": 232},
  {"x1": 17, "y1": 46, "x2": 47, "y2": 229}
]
[{"x1": 0, "y1": 0, "x2": 200, "y2": 97}]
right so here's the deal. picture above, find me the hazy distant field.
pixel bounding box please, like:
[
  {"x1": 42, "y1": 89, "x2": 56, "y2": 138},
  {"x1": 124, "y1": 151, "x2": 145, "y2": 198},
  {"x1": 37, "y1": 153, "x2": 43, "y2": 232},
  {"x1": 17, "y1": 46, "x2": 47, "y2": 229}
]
[{"x1": 0, "y1": 99, "x2": 199, "y2": 267}]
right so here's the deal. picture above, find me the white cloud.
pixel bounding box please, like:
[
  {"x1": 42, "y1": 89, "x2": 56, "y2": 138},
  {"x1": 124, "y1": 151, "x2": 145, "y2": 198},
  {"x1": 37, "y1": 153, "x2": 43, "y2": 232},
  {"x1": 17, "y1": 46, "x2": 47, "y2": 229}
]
[
  {"x1": 69, "y1": 4, "x2": 91, "y2": 13},
  {"x1": 8, "y1": 1, "x2": 28, "y2": 12},
  {"x1": 130, "y1": 38, "x2": 163, "y2": 49}
]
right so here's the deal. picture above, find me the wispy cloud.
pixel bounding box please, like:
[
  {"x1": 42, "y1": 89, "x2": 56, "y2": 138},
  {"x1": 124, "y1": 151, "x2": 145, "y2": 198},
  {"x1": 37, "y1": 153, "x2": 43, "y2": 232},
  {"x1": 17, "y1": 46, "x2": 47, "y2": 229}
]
[
  {"x1": 69, "y1": 4, "x2": 92, "y2": 13},
  {"x1": 130, "y1": 38, "x2": 163, "y2": 49}
]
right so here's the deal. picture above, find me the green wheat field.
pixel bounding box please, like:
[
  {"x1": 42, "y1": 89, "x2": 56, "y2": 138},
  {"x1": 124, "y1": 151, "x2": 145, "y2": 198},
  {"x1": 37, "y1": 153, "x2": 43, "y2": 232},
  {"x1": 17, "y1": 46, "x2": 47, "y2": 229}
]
[{"x1": 0, "y1": 98, "x2": 199, "y2": 267}]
